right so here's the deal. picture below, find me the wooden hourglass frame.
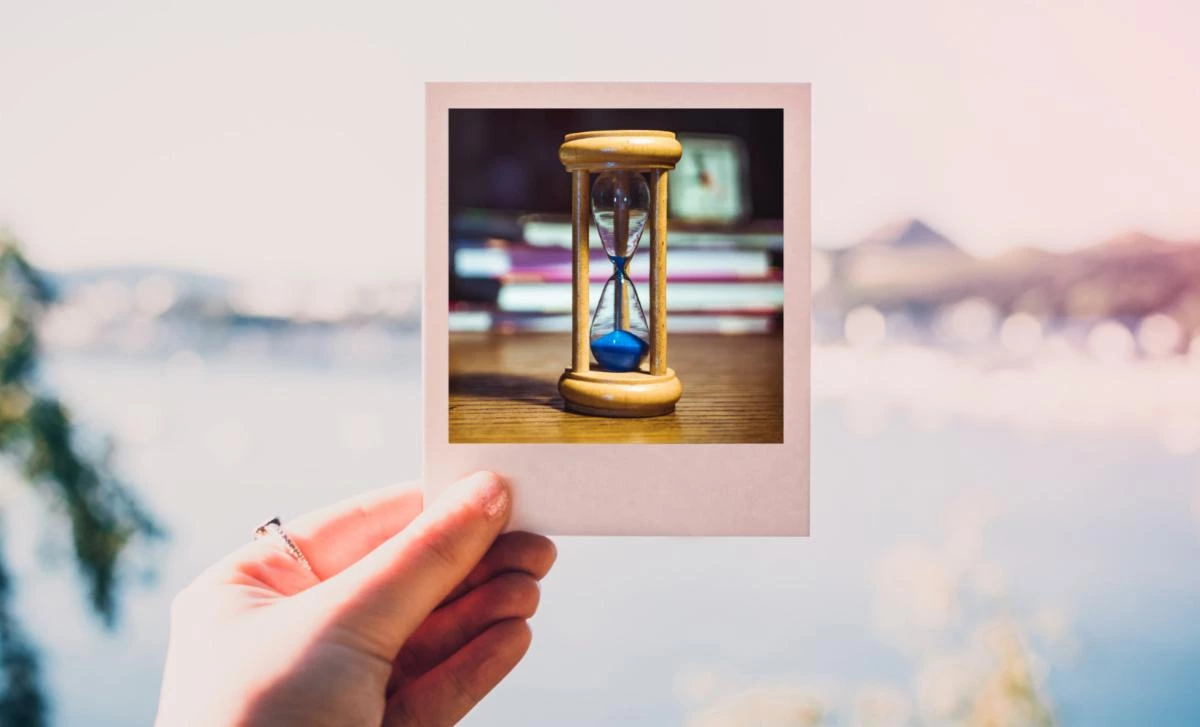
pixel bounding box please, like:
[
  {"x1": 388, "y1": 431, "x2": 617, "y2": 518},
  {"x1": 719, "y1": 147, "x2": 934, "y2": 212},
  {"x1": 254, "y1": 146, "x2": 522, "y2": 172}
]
[{"x1": 556, "y1": 130, "x2": 684, "y2": 417}]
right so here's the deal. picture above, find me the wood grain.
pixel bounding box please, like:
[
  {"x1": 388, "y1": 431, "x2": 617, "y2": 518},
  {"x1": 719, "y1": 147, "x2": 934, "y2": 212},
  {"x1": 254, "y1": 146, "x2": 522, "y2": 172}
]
[
  {"x1": 449, "y1": 333, "x2": 783, "y2": 443},
  {"x1": 571, "y1": 170, "x2": 590, "y2": 372},
  {"x1": 558, "y1": 130, "x2": 683, "y2": 171},
  {"x1": 649, "y1": 168, "x2": 667, "y2": 375}
]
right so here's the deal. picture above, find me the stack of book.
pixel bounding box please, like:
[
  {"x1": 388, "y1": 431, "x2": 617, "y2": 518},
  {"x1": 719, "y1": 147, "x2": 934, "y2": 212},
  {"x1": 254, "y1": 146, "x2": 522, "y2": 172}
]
[{"x1": 449, "y1": 212, "x2": 783, "y2": 335}]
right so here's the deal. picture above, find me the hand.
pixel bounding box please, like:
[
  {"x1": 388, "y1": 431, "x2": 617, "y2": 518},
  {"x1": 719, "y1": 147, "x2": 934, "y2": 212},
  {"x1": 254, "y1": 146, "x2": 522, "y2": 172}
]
[{"x1": 155, "y1": 472, "x2": 555, "y2": 726}]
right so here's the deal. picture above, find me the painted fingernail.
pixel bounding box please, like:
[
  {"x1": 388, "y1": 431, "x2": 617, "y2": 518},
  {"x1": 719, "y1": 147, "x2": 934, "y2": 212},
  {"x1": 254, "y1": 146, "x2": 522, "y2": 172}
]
[{"x1": 475, "y1": 472, "x2": 510, "y2": 520}]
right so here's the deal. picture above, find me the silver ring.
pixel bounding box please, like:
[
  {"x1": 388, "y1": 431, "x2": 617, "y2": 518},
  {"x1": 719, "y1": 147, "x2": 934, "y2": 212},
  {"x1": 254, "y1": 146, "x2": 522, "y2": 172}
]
[{"x1": 254, "y1": 516, "x2": 314, "y2": 573}]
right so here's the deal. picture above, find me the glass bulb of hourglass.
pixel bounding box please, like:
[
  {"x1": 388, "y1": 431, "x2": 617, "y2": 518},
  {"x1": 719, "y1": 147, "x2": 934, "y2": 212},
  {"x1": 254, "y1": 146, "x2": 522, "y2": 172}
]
[
  {"x1": 589, "y1": 172, "x2": 651, "y2": 372},
  {"x1": 592, "y1": 171, "x2": 650, "y2": 259}
]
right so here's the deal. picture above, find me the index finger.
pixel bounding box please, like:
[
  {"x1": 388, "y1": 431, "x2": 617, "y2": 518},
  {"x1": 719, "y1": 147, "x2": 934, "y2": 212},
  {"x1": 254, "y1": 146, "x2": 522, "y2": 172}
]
[
  {"x1": 304, "y1": 471, "x2": 511, "y2": 660},
  {"x1": 285, "y1": 482, "x2": 424, "y2": 579},
  {"x1": 193, "y1": 482, "x2": 425, "y2": 589}
]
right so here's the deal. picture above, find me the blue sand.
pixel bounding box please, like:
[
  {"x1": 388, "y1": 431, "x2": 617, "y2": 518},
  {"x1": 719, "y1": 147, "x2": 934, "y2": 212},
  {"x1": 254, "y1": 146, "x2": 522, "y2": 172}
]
[{"x1": 591, "y1": 330, "x2": 648, "y2": 372}]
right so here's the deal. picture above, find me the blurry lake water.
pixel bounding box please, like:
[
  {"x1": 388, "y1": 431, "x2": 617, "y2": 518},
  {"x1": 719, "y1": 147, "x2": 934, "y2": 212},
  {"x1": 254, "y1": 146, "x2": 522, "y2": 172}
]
[{"x1": 5, "y1": 332, "x2": 1200, "y2": 725}]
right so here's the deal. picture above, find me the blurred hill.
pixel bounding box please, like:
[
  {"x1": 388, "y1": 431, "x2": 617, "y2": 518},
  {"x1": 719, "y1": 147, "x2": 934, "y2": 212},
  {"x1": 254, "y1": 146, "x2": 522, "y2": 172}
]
[
  {"x1": 816, "y1": 220, "x2": 1200, "y2": 333},
  {"x1": 41, "y1": 265, "x2": 419, "y2": 325},
  {"x1": 35, "y1": 265, "x2": 420, "y2": 358},
  {"x1": 46, "y1": 266, "x2": 233, "y2": 297},
  {"x1": 855, "y1": 218, "x2": 964, "y2": 254}
]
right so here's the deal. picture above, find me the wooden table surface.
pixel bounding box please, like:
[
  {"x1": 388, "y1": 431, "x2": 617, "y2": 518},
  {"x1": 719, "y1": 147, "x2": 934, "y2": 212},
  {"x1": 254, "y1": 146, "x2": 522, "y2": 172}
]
[{"x1": 449, "y1": 332, "x2": 783, "y2": 443}]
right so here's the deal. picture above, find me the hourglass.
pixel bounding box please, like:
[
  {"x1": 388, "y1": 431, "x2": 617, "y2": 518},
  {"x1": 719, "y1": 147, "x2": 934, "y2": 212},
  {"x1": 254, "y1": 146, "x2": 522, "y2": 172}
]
[{"x1": 557, "y1": 130, "x2": 683, "y2": 417}]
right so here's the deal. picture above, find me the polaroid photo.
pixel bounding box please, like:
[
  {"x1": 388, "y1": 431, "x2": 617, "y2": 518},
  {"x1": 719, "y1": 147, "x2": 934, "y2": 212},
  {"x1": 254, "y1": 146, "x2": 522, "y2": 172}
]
[{"x1": 424, "y1": 83, "x2": 809, "y2": 535}]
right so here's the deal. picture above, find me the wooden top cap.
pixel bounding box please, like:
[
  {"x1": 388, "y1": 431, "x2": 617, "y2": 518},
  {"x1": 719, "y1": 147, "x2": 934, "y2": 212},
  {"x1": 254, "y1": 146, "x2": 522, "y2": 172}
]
[{"x1": 559, "y1": 130, "x2": 683, "y2": 171}]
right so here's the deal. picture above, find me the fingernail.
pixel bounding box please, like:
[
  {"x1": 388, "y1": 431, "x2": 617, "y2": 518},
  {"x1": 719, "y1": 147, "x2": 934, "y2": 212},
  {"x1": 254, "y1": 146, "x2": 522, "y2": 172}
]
[{"x1": 473, "y1": 472, "x2": 510, "y2": 520}]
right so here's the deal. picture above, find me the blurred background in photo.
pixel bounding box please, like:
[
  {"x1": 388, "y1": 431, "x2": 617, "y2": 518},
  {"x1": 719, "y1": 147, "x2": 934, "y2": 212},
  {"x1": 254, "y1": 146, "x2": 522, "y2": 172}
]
[
  {"x1": 2, "y1": 2, "x2": 1199, "y2": 725},
  {"x1": 448, "y1": 109, "x2": 783, "y2": 337}
]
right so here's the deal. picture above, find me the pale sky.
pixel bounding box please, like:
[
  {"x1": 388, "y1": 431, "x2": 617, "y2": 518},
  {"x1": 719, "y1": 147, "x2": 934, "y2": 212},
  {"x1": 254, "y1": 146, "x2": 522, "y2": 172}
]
[{"x1": 1, "y1": 1, "x2": 1197, "y2": 282}]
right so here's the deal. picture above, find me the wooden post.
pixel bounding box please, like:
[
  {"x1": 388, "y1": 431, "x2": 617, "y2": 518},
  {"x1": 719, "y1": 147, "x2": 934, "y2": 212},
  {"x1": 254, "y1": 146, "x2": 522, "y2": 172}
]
[
  {"x1": 649, "y1": 169, "x2": 668, "y2": 374},
  {"x1": 572, "y1": 170, "x2": 590, "y2": 372}
]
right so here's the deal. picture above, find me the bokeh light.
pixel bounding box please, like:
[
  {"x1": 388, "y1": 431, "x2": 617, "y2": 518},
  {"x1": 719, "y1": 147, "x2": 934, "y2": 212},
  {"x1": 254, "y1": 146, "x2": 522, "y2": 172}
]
[
  {"x1": 811, "y1": 250, "x2": 832, "y2": 293},
  {"x1": 999, "y1": 312, "x2": 1043, "y2": 357},
  {"x1": 1137, "y1": 313, "x2": 1183, "y2": 358},
  {"x1": 844, "y1": 306, "x2": 886, "y2": 349},
  {"x1": 1086, "y1": 320, "x2": 1136, "y2": 364},
  {"x1": 134, "y1": 274, "x2": 178, "y2": 318},
  {"x1": 936, "y1": 297, "x2": 999, "y2": 346}
]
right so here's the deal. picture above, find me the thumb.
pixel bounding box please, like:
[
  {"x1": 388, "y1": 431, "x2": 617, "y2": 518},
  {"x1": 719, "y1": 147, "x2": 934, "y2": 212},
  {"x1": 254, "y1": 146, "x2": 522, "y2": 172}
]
[{"x1": 302, "y1": 471, "x2": 511, "y2": 661}]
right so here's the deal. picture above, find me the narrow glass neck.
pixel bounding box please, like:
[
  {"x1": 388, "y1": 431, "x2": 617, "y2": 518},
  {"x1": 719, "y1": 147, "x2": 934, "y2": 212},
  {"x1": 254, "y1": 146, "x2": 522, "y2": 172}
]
[
  {"x1": 610, "y1": 255, "x2": 630, "y2": 331},
  {"x1": 608, "y1": 254, "x2": 631, "y2": 279}
]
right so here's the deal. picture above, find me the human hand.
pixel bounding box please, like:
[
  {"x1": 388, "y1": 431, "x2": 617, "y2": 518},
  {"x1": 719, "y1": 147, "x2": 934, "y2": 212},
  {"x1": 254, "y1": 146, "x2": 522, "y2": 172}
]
[{"x1": 155, "y1": 472, "x2": 555, "y2": 726}]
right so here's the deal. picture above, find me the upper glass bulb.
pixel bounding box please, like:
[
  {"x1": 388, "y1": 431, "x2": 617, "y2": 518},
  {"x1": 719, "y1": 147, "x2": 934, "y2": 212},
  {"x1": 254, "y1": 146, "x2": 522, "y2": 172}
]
[{"x1": 591, "y1": 172, "x2": 650, "y2": 261}]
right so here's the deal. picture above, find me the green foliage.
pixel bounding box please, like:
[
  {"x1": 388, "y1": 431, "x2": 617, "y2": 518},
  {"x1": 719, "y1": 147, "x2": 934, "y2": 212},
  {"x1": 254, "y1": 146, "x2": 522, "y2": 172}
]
[
  {"x1": 0, "y1": 553, "x2": 44, "y2": 727},
  {"x1": 0, "y1": 229, "x2": 162, "y2": 724}
]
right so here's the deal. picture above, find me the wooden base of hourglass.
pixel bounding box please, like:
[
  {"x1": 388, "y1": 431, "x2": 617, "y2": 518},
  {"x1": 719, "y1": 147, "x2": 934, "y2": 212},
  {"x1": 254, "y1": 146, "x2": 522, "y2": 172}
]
[{"x1": 558, "y1": 367, "x2": 682, "y2": 418}]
